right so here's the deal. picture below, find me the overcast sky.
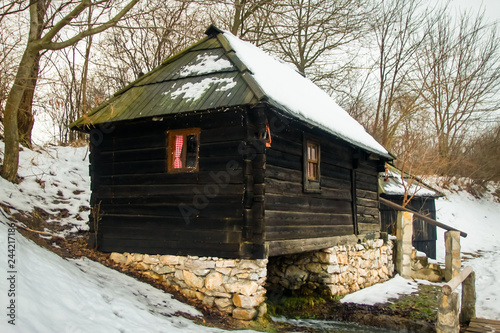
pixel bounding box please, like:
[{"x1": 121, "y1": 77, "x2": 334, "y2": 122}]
[{"x1": 447, "y1": 0, "x2": 500, "y2": 23}]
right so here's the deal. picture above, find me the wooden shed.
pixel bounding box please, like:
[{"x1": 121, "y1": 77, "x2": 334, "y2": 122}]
[
  {"x1": 379, "y1": 164, "x2": 444, "y2": 259},
  {"x1": 70, "y1": 26, "x2": 392, "y2": 261}
]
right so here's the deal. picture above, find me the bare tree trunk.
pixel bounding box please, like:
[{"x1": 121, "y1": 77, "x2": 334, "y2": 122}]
[
  {"x1": 17, "y1": 51, "x2": 40, "y2": 148},
  {"x1": 1, "y1": 46, "x2": 38, "y2": 182},
  {"x1": 1, "y1": 0, "x2": 139, "y2": 182}
]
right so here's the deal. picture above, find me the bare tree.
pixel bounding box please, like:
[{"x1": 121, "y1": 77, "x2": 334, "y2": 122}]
[
  {"x1": 368, "y1": 0, "x2": 434, "y2": 148},
  {"x1": 95, "y1": 0, "x2": 199, "y2": 89},
  {"x1": 194, "y1": 0, "x2": 274, "y2": 40},
  {"x1": 260, "y1": 0, "x2": 370, "y2": 77},
  {"x1": 1, "y1": 0, "x2": 139, "y2": 183},
  {"x1": 0, "y1": 16, "x2": 23, "y2": 136},
  {"x1": 416, "y1": 12, "x2": 500, "y2": 169}
]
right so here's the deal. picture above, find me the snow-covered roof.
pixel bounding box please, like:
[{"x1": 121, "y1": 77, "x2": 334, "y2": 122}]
[
  {"x1": 379, "y1": 164, "x2": 443, "y2": 198},
  {"x1": 71, "y1": 25, "x2": 390, "y2": 158},
  {"x1": 222, "y1": 30, "x2": 390, "y2": 158}
]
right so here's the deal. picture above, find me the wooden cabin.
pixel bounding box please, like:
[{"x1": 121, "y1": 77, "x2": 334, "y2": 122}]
[
  {"x1": 379, "y1": 164, "x2": 444, "y2": 259},
  {"x1": 70, "y1": 26, "x2": 392, "y2": 260}
]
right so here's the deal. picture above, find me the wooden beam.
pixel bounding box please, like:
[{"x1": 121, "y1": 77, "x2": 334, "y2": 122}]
[
  {"x1": 379, "y1": 197, "x2": 467, "y2": 238},
  {"x1": 442, "y1": 266, "x2": 474, "y2": 295}
]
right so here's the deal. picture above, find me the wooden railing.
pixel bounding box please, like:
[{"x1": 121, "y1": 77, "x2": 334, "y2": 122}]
[
  {"x1": 379, "y1": 197, "x2": 467, "y2": 237},
  {"x1": 436, "y1": 266, "x2": 476, "y2": 333}
]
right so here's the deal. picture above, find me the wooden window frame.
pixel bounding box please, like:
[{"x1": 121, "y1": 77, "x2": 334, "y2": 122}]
[
  {"x1": 167, "y1": 128, "x2": 200, "y2": 173},
  {"x1": 303, "y1": 136, "x2": 321, "y2": 193}
]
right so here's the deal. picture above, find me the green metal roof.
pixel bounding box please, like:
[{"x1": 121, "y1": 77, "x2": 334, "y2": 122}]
[{"x1": 70, "y1": 29, "x2": 261, "y2": 130}]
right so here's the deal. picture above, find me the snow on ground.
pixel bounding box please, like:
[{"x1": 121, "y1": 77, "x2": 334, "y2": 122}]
[
  {"x1": 1, "y1": 143, "x2": 499, "y2": 331},
  {"x1": 435, "y1": 184, "x2": 500, "y2": 320},
  {"x1": 0, "y1": 218, "x2": 256, "y2": 333},
  {"x1": 341, "y1": 181, "x2": 500, "y2": 320},
  {"x1": 0, "y1": 143, "x2": 258, "y2": 332},
  {"x1": 0, "y1": 141, "x2": 90, "y2": 235},
  {"x1": 341, "y1": 275, "x2": 422, "y2": 305}
]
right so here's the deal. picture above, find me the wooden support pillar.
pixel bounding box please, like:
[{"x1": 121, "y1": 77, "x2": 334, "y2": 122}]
[
  {"x1": 396, "y1": 211, "x2": 413, "y2": 279},
  {"x1": 445, "y1": 231, "x2": 461, "y2": 281},
  {"x1": 460, "y1": 271, "x2": 476, "y2": 324}
]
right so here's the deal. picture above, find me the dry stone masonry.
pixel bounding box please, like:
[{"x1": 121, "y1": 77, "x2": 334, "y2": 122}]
[
  {"x1": 266, "y1": 239, "x2": 394, "y2": 297},
  {"x1": 109, "y1": 238, "x2": 395, "y2": 320},
  {"x1": 109, "y1": 253, "x2": 268, "y2": 320}
]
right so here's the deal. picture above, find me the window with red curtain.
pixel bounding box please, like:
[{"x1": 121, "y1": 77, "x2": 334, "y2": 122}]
[{"x1": 167, "y1": 128, "x2": 200, "y2": 173}]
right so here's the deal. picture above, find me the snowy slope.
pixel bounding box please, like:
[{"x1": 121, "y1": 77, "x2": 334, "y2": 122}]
[
  {"x1": 0, "y1": 143, "x2": 258, "y2": 332},
  {"x1": 0, "y1": 218, "x2": 259, "y2": 333},
  {"x1": 1, "y1": 143, "x2": 499, "y2": 330},
  {"x1": 435, "y1": 185, "x2": 500, "y2": 320},
  {"x1": 343, "y1": 182, "x2": 500, "y2": 320},
  {"x1": 0, "y1": 142, "x2": 90, "y2": 235}
]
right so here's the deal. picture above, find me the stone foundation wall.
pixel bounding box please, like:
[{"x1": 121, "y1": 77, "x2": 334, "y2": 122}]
[
  {"x1": 109, "y1": 253, "x2": 268, "y2": 320},
  {"x1": 266, "y1": 239, "x2": 394, "y2": 296}
]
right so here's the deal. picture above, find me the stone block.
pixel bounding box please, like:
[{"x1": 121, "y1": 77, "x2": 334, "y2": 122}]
[
  {"x1": 233, "y1": 307, "x2": 257, "y2": 320},
  {"x1": 135, "y1": 262, "x2": 151, "y2": 271},
  {"x1": 285, "y1": 266, "x2": 308, "y2": 283},
  {"x1": 215, "y1": 298, "x2": 234, "y2": 313},
  {"x1": 203, "y1": 296, "x2": 215, "y2": 307},
  {"x1": 153, "y1": 265, "x2": 175, "y2": 275},
  {"x1": 216, "y1": 259, "x2": 236, "y2": 268},
  {"x1": 327, "y1": 264, "x2": 341, "y2": 274},
  {"x1": 159, "y1": 255, "x2": 180, "y2": 266},
  {"x1": 232, "y1": 293, "x2": 265, "y2": 308},
  {"x1": 183, "y1": 270, "x2": 204, "y2": 289},
  {"x1": 238, "y1": 260, "x2": 261, "y2": 270},
  {"x1": 109, "y1": 252, "x2": 127, "y2": 265},
  {"x1": 205, "y1": 272, "x2": 224, "y2": 291},
  {"x1": 204, "y1": 290, "x2": 232, "y2": 298},
  {"x1": 305, "y1": 263, "x2": 323, "y2": 273},
  {"x1": 143, "y1": 254, "x2": 160, "y2": 264},
  {"x1": 185, "y1": 258, "x2": 216, "y2": 270},
  {"x1": 225, "y1": 280, "x2": 259, "y2": 296}
]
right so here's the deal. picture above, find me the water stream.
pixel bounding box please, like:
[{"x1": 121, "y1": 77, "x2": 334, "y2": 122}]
[{"x1": 273, "y1": 317, "x2": 403, "y2": 333}]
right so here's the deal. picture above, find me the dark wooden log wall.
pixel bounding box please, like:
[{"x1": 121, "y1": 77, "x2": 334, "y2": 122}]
[
  {"x1": 355, "y1": 160, "x2": 382, "y2": 235},
  {"x1": 380, "y1": 196, "x2": 437, "y2": 259},
  {"x1": 263, "y1": 109, "x2": 383, "y2": 257},
  {"x1": 89, "y1": 108, "x2": 250, "y2": 258}
]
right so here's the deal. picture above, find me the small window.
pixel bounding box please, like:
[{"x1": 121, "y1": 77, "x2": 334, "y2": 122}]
[
  {"x1": 167, "y1": 128, "x2": 200, "y2": 173},
  {"x1": 304, "y1": 137, "x2": 321, "y2": 192}
]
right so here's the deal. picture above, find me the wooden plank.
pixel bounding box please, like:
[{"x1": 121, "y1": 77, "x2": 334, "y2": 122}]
[
  {"x1": 199, "y1": 141, "x2": 243, "y2": 157},
  {"x1": 100, "y1": 147, "x2": 167, "y2": 163},
  {"x1": 100, "y1": 215, "x2": 243, "y2": 230},
  {"x1": 465, "y1": 318, "x2": 500, "y2": 332},
  {"x1": 99, "y1": 239, "x2": 241, "y2": 258},
  {"x1": 265, "y1": 178, "x2": 352, "y2": 200},
  {"x1": 266, "y1": 148, "x2": 302, "y2": 171},
  {"x1": 265, "y1": 194, "x2": 353, "y2": 214},
  {"x1": 100, "y1": 228, "x2": 242, "y2": 243},
  {"x1": 267, "y1": 234, "x2": 358, "y2": 257},
  {"x1": 265, "y1": 165, "x2": 302, "y2": 183},
  {"x1": 266, "y1": 225, "x2": 354, "y2": 241},
  {"x1": 97, "y1": 183, "x2": 244, "y2": 197},
  {"x1": 102, "y1": 202, "x2": 243, "y2": 217},
  {"x1": 265, "y1": 211, "x2": 352, "y2": 227}
]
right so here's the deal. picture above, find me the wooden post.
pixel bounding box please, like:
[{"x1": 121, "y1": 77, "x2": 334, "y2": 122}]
[
  {"x1": 396, "y1": 211, "x2": 413, "y2": 279},
  {"x1": 460, "y1": 271, "x2": 476, "y2": 324},
  {"x1": 437, "y1": 292, "x2": 460, "y2": 333},
  {"x1": 445, "y1": 231, "x2": 461, "y2": 281}
]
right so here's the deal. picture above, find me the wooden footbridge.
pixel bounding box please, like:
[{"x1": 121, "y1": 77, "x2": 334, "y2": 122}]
[{"x1": 465, "y1": 318, "x2": 500, "y2": 332}]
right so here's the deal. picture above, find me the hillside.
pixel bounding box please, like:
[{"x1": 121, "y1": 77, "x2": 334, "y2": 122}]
[{"x1": 0, "y1": 142, "x2": 499, "y2": 332}]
